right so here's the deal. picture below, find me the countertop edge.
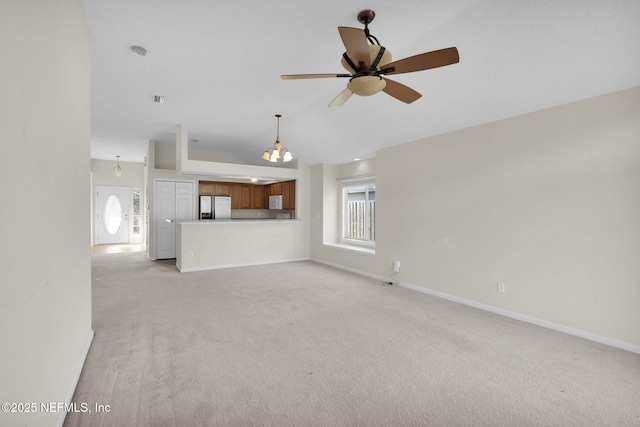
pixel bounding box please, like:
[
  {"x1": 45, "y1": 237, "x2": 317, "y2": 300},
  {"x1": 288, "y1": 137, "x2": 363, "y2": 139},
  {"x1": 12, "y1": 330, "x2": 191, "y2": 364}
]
[{"x1": 176, "y1": 219, "x2": 300, "y2": 225}]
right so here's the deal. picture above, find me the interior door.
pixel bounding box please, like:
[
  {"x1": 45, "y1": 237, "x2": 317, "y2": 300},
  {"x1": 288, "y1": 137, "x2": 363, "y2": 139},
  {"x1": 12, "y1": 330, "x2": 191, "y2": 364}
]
[
  {"x1": 155, "y1": 181, "x2": 194, "y2": 259},
  {"x1": 176, "y1": 182, "x2": 194, "y2": 220},
  {"x1": 96, "y1": 186, "x2": 130, "y2": 244},
  {"x1": 156, "y1": 181, "x2": 176, "y2": 259}
]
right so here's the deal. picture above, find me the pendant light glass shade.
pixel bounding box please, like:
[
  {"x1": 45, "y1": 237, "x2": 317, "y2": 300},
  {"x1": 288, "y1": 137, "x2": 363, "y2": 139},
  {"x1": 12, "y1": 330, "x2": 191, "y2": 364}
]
[
  {"x1": 262, "y1": 114, "x2": 293, "y2": 163},
  {"x1": 282, "y1": 150, "x2": 293, "y2": 162},
  {"x1": 113, "y1": 155, "x2": 122, "y2": 177}
]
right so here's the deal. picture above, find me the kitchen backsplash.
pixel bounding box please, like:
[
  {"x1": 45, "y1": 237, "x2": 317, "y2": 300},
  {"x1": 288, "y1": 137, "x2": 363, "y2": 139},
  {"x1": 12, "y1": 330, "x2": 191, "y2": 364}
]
[{"x1": 231, "y1": 209, "x2": 295, "y2": 219}]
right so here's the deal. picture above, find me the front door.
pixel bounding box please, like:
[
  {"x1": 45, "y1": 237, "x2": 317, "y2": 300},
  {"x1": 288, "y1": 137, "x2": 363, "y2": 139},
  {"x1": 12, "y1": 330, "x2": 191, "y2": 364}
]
[{"x1": 96, "y1": 186, "x2": 130, "y2": 244}]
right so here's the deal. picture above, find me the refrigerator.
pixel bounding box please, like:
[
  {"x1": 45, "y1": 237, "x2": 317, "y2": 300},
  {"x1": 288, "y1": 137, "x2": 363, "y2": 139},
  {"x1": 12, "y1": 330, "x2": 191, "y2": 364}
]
[{"x1": 199, "y1": 196, "x2": 231, "y2": 220}]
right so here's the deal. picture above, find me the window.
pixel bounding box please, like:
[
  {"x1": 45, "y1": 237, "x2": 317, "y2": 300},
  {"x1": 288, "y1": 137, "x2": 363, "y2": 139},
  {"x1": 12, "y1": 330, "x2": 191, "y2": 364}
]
[
  {"x1": 131, "y1": 190, "x2": 141, "y2": 237},
  {"x1": 104, "y1": 194, "x2": 122, "y2": 235},
  {"x1": 342, "y1": 178, "x2": 375, "y2": 244}
]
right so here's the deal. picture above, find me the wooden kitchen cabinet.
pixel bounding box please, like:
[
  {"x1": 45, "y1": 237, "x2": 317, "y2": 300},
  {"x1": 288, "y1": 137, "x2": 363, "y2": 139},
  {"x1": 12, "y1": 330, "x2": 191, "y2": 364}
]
[
  {"x1": 199, "y1": 182, "x2": 215, "y2": 195},
  {"x1": 240, "y1": 185, "x2": 251, "y2": 209},
  {"x1": 199, "y1": 181, "x2": 230, "y2": 196},
  {"x1": 230, "y1": 184, "x2": 242, "y2": 209},
  {"x1": 251, "y1": 185, "x2": 265, "y2": 209},
  {"x1": 214, "y1": 183, "x2": 230, "y2": 196},
  {"x1": 264, "y1": 180, "x2": 295, "y2": 209},
  {"x1": 199, "y1": 180, "x2": 291, "y2": 210},
  {"x1": 283, "y1": 180, "x2": 296, "y2": 209},
  {"x1": 268, "y1": 182, "x2": 283, "y2": 195}
]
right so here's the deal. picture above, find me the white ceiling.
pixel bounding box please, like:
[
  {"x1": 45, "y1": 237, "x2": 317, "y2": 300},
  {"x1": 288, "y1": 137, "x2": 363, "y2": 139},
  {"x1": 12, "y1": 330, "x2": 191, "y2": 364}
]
[{"x1": 84, "y1": 0, "x2": 640, "y2": 166}]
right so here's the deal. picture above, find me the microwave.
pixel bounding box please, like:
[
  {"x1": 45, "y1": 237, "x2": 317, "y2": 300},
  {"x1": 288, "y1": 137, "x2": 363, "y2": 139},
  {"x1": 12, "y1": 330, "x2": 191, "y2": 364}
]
[{"x1": 269, "y1": 195, "x2": 283, "y2": 210}]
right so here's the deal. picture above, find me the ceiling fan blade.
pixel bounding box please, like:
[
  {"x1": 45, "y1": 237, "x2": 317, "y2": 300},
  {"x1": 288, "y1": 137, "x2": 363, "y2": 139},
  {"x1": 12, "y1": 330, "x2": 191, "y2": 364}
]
[
  {"x1": 328, "y1": 88, "x2": 353, "y2": 108},
  {"x1": 281, "y1": 73, "x2": 351, "y2": 80},
  {"x1": 382, "y1": 47, "x2": 459, "y2": 75},
  {"x1": 338, "y1": 26, "x2": 370, "y2": 69},
  {"x1": 382, "y1": 78, "x2": 422, "y2": 104}
]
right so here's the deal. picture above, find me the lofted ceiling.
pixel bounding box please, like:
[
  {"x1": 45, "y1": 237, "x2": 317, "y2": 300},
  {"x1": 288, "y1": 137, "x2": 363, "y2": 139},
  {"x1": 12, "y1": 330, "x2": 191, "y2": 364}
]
[{"x1": 84, "y1": 0, "x2": 640, "y2": 166}]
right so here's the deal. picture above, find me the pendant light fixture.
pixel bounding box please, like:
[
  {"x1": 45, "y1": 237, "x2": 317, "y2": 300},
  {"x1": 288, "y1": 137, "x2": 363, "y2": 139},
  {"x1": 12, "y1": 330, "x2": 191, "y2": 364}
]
[
  {"x1": 113, "y1": 155, "x2": 122, "y2": 177},
  {"x1": 262, "y1": 114, "x2": 293, "y2": 163}
]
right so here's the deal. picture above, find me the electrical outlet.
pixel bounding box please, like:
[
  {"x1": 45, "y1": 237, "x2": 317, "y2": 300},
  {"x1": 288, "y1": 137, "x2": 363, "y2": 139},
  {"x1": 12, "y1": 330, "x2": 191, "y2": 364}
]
[
  {"x1": 388, "y1": 259, "x2": 394, "y2": 269},
  {"x1": 393, "y1": 260, "x2": 401, "y2": 273},
  {"x1": 497, "y1": 282, "x2": 506, "y2": 293},
  {"x1": 188, "y1": 251, "x2": 194, "y2": 258}
]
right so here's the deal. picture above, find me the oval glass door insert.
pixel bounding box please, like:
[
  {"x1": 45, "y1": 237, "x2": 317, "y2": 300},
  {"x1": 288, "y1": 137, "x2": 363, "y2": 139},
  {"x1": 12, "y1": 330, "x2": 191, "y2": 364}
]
[{"x1": 104, "y1": 194, "x2": 122, "y2": 235}]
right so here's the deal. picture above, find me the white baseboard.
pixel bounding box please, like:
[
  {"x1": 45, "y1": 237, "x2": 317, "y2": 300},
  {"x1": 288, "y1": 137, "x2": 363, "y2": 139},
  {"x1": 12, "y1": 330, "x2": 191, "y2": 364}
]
[
  {"x1": 178, "y1": 257, "x2": 311, "y2": 273},
  {"x1": 309, "y1": 259, "x2": 640, "y2": 355},
  {"x1": 57, "y1": 329, "x2": 94, "y2": 427},
  {"x1": 310, "y1": 258, "x2": 383, "y2": 282},
  {"x1": 397, "y1": 281, "x2": 640, "y2": 355}
]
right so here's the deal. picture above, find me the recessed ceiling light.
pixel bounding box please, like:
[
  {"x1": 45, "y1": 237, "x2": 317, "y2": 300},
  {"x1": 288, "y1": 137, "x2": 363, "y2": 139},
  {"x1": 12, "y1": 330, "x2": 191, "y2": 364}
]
[
  {"x1": 353, "y1": 158, "x2": 361, "y2": 161},
  {"x1": 153, "y1": 95, "x2": 165, "y2": 104},
  {"x1": 130, "y1": 45, "x2": 147, "y2": 57}
]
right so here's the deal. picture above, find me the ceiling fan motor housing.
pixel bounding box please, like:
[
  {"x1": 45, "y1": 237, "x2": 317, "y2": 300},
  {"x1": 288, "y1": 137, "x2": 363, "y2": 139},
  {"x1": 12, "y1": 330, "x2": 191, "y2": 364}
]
[
  {"x1": 342, "y1": 45, "x2": 392, "y2": 96},
  {"x1": 341, "y1": 45, "x2": 392, "y2": 74}
]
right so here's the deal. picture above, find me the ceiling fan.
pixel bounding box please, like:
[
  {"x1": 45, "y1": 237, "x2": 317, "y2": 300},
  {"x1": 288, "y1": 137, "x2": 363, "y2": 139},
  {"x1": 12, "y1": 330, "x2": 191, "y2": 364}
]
[{"x1": 281, "y1": 10, "x2": 459, "y2": 107}]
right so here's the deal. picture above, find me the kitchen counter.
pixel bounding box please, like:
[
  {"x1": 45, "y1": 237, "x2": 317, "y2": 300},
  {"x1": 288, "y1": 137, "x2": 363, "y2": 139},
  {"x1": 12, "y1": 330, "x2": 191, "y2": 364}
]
[
  {"x1": 176, "y1": 218, "x2": 307, "y2": 272},
  {"x1": 176, "y1": 218, "x2": 299, "y2": 224}
]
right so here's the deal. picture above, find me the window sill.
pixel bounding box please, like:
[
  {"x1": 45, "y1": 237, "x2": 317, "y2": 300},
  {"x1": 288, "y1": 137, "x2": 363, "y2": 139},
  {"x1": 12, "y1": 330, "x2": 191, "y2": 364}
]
[{"x1": 324, "y1": 242, "x2": 375, "y2": 255}]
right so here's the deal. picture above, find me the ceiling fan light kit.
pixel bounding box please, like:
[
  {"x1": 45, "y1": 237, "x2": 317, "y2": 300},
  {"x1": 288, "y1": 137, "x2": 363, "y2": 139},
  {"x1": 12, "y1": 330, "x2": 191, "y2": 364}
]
[
  {"x1": 262, "y1": 114, "x2": 293, "y2": 163},
  {"x1": 281, "y1": 10, "x2": 459, "y2": 107},
  {"x1": 347, "y1": 75, "x2": 386, "y2": 96}
]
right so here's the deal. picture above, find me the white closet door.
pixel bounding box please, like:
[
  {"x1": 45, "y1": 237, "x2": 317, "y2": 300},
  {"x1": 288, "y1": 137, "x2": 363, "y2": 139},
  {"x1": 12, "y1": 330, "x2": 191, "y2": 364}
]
[
  {"x1": 155, "y1": 180, "x2": 194, "y2": 259},
  {"x1": 155, "y1": 181, "x2": 176, "y2": 259},
  {"x1": 176, "y1": 182, "x2": 194, "y2": 220}
]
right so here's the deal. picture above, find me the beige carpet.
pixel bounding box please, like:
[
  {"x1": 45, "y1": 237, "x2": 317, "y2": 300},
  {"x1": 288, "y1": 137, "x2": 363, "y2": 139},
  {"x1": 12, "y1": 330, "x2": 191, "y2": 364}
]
[{"x1": 65, "y1": 253, "x2": 640, "y2": 426}]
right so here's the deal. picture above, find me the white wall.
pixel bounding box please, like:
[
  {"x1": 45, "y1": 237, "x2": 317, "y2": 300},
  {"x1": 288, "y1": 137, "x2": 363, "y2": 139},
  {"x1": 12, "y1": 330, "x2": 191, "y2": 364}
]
[
  {"x1": 311, "y1": 86, "x2": 640, "y2": 349},
  {"x1": 155, "y1": 144, "x2": 243, "y2": 170},
  {"x1": 0, "y1": 1, "x2": 93, "y2": 426},
  {"x1": 91, "y1": 159, "x2": 146, "y2": 244},
  {"x1": 177, "y1": 220, "x2": 308, "y2": 271}
]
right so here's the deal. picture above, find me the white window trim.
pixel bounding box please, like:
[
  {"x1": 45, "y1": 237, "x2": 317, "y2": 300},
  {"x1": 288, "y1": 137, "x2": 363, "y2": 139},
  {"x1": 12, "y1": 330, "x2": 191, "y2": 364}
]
[
  {"x1": 323, "y1": 242, "x2": 375, "y2": 255},
  {"x1": 340, "y1": 177, "x2": 375, "y2": 248}
]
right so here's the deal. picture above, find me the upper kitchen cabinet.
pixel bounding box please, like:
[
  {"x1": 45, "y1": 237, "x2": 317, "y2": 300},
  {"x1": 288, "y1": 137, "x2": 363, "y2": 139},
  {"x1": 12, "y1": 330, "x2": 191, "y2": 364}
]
[
  {"x1": 198, "y1": 180, "x2": 292, "y2": 210},
  {"x1": 214, "y1": 183, "x2": 230, "y2": 196},
  {"x1": 233, "y1": 184, "x2": 266, "y2": 209},
  {"x1": 199, "y1": 181, "x2": 230, "y2": 196},
  {"x1": 264, "y1": 180, "x2": 295, "y2": 209},
  {"x1": 251, "y1": 185, "x2": 266, "y2": 209},
  {"x1": 230, "y1": 184, "x2": 242, "y2": 209},
  {"x1": 199, "y1": 182, "x2": 214, "y2": 196},
  {"x1": 268, "y1": 182, "x2": 283, "y2": 196},
  {"x1": 283, "y1": 180, "x2": 296, "y2": 210}
]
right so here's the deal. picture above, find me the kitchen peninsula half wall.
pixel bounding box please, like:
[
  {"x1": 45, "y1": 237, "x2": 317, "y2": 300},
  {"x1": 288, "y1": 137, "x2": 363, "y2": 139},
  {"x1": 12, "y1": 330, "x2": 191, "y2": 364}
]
[{"x1": 176, "y1": 219, "x2": 307, "y2": 272}]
